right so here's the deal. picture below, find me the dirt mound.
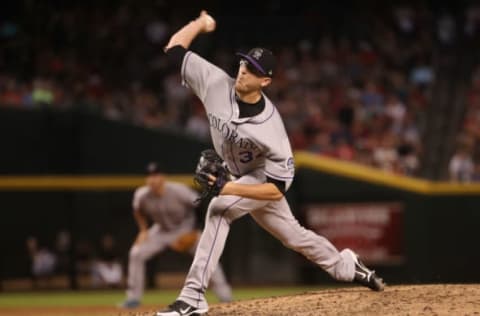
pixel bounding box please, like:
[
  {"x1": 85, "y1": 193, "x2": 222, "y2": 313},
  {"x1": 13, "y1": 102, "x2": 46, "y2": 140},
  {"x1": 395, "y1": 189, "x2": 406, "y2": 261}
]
[
  {"x1": 2, "y1": 284, "x2": 478, "y2": 316},
  {"x1": 202, "y1": 284, "x2": 480, "y2": 316},
  {"x1": 179, "y1": 284, "x2": 480, "y2": 316}
]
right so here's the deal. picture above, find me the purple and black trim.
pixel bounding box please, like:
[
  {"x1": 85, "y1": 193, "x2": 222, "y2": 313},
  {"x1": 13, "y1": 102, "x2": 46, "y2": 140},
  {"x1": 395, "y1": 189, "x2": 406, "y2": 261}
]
[{"x1": 236, "y1": 53, "x2": 268, "y2": 76}]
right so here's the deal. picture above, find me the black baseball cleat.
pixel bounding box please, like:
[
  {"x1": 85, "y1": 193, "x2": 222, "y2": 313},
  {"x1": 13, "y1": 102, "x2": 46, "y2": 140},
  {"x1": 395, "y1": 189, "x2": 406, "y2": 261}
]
[
  {"x1": 351, "y1": 252, "x2": 385, "y2": 291},
  {"x1": 155, "y1": 300, "x2": 208, "y2": 316}
]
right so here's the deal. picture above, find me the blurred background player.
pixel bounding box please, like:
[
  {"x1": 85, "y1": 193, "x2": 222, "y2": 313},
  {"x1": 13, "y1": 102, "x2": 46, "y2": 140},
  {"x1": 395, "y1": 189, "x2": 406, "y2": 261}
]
[{"x1": 119, "y1": 162, "x2": 232, "y2": 309}]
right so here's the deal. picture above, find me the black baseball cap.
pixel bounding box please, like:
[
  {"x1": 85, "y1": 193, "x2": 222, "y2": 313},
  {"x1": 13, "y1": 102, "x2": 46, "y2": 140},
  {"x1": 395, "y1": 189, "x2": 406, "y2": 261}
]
[
  {"x1": 146, "y1": 162, "x2": 162, "y2": 175},
  {"x1": 236, "y1": 47, "x2": 276, "y2": 78}
]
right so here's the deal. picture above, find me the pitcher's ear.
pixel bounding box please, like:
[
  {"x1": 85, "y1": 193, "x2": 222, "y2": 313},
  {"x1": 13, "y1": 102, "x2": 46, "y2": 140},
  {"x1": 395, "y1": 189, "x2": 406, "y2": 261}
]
[{"x1": 261, "y1": 77, "x2": 272, "y2": 88}]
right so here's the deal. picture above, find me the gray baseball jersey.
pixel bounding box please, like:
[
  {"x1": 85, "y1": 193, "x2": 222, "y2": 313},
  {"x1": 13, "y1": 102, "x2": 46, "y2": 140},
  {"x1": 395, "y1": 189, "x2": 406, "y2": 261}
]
[
  {"x1": 182, "y1": 52, "x2": 295, "y2": 189},
  {"x1": 133, "y1": 182, "x2": 197, "y2": 231},
  {"x1": 177, "y1": 51, "x2": 356, "y2": 310}
]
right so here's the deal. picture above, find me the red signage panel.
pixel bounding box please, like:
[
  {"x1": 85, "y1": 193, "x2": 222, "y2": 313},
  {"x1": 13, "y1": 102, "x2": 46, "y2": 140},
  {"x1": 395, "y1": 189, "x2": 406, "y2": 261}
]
[{"x1": 304, "y1": 202, "x2": 404, "y2": 265}]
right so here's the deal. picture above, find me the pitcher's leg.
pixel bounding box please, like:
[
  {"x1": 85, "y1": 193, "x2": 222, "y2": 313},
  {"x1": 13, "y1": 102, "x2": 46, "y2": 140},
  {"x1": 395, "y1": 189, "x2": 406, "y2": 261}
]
[
  {"x1": 250, "y1": 198, "x2": 355, "y2": 281},
  {"x1": 174, "y1": 172, "x2": 270, "y2": 310},
  {"x1": 186, "y1": 232, "x2": 232, "y2": 303},
  {"x1": 178, "y1": 196, "x2": 242, "y2": 309}
]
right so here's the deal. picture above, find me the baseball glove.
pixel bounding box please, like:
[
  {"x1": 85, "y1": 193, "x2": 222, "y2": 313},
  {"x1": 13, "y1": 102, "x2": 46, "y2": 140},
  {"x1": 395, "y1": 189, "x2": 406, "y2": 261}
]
[{"x1": 194, "y1": 149, "x2": 231, "y2": 203}]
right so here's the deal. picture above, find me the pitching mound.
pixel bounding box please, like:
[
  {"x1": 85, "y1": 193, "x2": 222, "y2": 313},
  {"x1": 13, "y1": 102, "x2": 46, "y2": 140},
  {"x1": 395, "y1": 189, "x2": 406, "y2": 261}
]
[
  {"x1": 150, "y1": 284, "x2": 480, "y2": 316},
  {"x1": 3, "y1": 284, "x2": 479, "y2": 315}
]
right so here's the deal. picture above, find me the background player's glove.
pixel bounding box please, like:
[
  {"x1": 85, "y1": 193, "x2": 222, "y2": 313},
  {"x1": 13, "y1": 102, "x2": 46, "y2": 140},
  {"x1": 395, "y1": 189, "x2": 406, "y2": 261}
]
[
  {"x1": 194, "y1": 149, "x2": 231, "y2": 202},
  {"x1": 170, "y1": 230, "x2": 200, "y2": 253}
]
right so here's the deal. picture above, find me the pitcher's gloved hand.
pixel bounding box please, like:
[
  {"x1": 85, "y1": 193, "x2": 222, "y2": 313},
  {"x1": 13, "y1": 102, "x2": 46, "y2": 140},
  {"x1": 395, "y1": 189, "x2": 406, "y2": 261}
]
[{"x1": 193, "y1": 149, "x2": 231, "y2": 203}]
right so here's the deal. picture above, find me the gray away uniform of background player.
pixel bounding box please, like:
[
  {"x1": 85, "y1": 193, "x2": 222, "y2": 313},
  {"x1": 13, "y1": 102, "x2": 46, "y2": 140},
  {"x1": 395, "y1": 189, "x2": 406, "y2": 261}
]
[
  {"x1": 125, "y1": 181, "x2": 232, "y2": 304},
  {"x1": 175, "y1": 51, "x2": 360, "y2": 311}
]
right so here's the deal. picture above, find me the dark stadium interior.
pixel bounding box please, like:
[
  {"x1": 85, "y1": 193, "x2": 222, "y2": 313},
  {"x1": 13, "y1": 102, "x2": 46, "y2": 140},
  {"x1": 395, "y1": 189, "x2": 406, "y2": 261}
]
[{"x1": 1, "y1": 0, "x2": 480, "y2": 293}]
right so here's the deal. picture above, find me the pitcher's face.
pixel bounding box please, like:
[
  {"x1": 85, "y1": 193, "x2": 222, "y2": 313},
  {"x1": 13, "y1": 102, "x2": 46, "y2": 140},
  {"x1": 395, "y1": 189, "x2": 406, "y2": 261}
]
[{"x1": 235, "y1": 59, "x2": 271, "y2": 94}]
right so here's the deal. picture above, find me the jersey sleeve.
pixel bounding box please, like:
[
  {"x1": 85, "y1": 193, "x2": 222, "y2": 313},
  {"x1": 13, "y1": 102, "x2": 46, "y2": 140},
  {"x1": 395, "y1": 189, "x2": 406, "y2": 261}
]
[
  {"x1": 132, "y1": 187, "x2": 148, "y2": 211},
  {"x1": 181, "y1": 51, "x2": 230, "y2": 104},
  {"x1": 264, "y1": 137, "x2": 295, "y2": 191}
]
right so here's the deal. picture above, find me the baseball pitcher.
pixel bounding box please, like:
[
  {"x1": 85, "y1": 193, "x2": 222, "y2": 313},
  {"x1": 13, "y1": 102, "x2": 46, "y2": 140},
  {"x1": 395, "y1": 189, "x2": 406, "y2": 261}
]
[
  {"x1": 119, "y1": 162, "x2": 232, "y2": 309},
  {"x1": 156, "y1": 10, "x2": 385, "y2": 316}
]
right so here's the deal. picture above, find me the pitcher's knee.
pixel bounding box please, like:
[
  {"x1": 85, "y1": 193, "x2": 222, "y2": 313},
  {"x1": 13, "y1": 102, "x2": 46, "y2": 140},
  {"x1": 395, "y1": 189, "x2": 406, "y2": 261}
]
[
  {"x1": 208, "y1": 196, "x2": 231, "y2": 214},
  {"x1": 207, "y1": 196, "x2": 238, "y2": 223}
]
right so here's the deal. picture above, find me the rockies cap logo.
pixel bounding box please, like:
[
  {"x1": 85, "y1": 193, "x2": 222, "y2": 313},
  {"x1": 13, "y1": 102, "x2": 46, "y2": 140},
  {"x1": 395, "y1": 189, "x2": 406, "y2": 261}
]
[{"x1": 252, "y1": 48, "x2": 263, "y2": 60}]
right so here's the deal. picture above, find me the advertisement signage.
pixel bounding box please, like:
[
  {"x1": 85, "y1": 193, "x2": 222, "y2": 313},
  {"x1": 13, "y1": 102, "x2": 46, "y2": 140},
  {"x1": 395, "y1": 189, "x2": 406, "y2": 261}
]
[{"x1": 304, "y1": 202, "x2": 404, "y2": 264}]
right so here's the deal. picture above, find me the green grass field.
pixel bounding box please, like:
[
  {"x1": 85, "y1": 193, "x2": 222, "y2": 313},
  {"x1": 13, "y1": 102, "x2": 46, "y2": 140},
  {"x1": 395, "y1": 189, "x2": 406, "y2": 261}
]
[{"x1": 0, "y1": 286, "x2": 325, "y2": 308}]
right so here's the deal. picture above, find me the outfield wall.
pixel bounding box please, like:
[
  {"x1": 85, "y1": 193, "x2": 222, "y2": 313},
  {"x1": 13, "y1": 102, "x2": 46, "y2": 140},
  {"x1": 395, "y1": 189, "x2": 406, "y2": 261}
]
[
  {"x1": 0, "y1": 107, "x2": 208, "y2": 174},
  {"x1": 2, "y1": 108, "x2": 480, "y2": 288},
  {"x1": 293, "y1": 155, "x2": 480, "y2": 284}
]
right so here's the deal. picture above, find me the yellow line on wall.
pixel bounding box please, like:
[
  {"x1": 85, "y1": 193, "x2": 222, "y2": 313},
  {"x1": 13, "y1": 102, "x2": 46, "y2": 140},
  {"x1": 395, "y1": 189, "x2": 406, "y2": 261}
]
[
  {"x1": 1, "y1": 152, "x2": 480, "y2": 195},
  {"x1": 294, "y1": 151, "x2": 480, "y2": 195},
  {"x1": 0, "y1": 175, "x2": 194, "y2": 190}
]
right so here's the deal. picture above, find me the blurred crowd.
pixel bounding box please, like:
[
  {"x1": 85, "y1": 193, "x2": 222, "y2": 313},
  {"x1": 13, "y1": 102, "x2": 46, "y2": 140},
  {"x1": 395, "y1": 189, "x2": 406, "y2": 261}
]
[
  {"x1": 2, "y1": 1, "x2": 480, "y2": 179},
  {"x1": 26, "y1": 231, "x2": 124, "y2": 289},
  {"x1": 450, "y1": 64, "x2": 480, "y2": 181}
]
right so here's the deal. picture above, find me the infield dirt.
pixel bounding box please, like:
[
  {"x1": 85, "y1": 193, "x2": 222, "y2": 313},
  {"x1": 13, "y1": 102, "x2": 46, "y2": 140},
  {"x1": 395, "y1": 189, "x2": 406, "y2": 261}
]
[{"x1": 2, "y1": 284, "x2": 479, "y2": 315}]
